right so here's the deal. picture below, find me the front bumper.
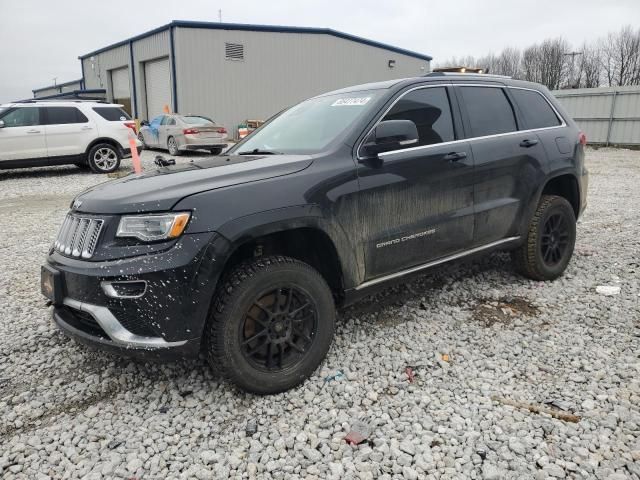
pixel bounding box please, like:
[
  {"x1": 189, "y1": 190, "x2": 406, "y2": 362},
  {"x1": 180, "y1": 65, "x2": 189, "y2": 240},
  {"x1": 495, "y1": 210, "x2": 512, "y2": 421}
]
[{"x1": 43, "y1": 232, "x2": 230, "y2": 358}]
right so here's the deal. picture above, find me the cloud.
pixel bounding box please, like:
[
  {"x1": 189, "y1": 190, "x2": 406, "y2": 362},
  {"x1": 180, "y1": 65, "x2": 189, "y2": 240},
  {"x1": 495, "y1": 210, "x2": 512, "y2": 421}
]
[{"x1": 1, "y1": 0, "x2": 636, "y2": 102}]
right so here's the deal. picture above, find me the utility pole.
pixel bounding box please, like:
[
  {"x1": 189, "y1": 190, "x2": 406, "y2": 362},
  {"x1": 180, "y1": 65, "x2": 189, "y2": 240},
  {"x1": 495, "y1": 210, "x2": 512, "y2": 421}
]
[
  {"x1": 564, "y1": 51, "x2": 583, "y2": 88},
  {"x1": 218, "y1": 9, "x2": 222, "y2": 22},
  {"x1": 53, "y1": 77, "x2": 57, "y2": 86}
]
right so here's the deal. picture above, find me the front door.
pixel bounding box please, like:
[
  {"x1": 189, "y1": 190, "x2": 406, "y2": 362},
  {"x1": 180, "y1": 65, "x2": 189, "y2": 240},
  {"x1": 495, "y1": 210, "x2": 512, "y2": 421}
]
[
  {"x1": 0, "y1": 107, "x2": 46, "y2": 161},
  {"x1": 357, "y1": 86, "x2": 475, "y2": 280}
]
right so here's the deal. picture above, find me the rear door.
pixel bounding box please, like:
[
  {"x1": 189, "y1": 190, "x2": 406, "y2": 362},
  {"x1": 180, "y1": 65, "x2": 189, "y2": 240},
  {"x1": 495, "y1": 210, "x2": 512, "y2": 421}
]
[
  {"x1": 43, "y1": 106, "x2": 96, "y2": 157},
  {"x1": 508, "y1": 86, "x2": 567, "y2": 166},
  {"x1": 145, "y1": 115, "x2": 165, "y2": 147},
  {"x1": 357, "y1": 85, "x2": 475, "y2": 279},
  {"x1": 455, "y1": 84, "x2": 548, "y2": 245},
  {"x1": 0, "y1": 107, "x2": 46, "y2": 161}
]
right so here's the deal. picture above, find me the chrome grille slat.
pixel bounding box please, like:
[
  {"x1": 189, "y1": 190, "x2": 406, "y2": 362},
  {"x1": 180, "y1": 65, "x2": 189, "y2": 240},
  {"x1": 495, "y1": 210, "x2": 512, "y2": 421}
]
[
  {"x1": 53, "y1": 214, "x2": 104, "y2": 259},
  {"x1": 72, "y1": 219, "x2": 91, "y2": 257},
  {"x1": 54, "y1": 215, "x2": 71, "y2": 250}
]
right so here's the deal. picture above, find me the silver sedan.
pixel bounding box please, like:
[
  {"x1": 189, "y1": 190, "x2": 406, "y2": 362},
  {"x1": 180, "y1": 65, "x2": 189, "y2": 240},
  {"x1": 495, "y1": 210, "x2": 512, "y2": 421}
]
[{"x1": 138, "y1": 114, "x2": 228, "y2": 155}]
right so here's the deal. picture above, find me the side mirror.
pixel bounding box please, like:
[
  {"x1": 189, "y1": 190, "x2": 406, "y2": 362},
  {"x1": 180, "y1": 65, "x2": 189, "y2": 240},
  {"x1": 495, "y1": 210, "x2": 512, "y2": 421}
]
[
  {"x1": 0, "y1": 120, "x2": 5, "y2": 128},
  {"x1": 360, "y1": 119, "x2": 418, "y2": 158},
  {"x1": 140, "y1": 120, "x2": 149, "y2": 127}
]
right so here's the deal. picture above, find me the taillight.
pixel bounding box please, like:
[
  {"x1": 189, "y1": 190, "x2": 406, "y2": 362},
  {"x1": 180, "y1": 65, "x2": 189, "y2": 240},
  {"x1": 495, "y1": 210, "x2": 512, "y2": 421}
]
[
  {"x1": 213, "y1": 127, "x2": 227, "y2": 134},
  {"x1": 183, "y1": 128, "x2": 199, "y2": 135},
  {"x1": 124, "y1": 121, "x2": 137, "y2": 134},
  {"x1": 579, "y1": 132, "x2": 587, "y2": 146}
]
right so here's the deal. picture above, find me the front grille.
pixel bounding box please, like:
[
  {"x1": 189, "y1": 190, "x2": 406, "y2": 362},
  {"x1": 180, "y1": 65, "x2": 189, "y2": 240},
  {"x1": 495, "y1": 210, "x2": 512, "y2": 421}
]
[{"x1": 54, "y1": 214, "x2": 104, "y2": 259}]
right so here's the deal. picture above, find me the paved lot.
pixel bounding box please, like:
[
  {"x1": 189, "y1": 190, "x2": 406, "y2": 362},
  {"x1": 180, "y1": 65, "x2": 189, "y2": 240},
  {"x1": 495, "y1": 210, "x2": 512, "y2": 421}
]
[{"x1": 1, "y1": 148, "x2": 639, "y2": 479}]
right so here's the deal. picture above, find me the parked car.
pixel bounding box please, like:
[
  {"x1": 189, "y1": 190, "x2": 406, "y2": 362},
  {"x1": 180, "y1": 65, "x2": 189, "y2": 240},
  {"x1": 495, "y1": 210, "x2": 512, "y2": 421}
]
[
  {"x1": 138, "y1": 114, "x2": 228, "y2": 155},
  {"x1": 42, "y1": 73, "x2": 588, "y2": 394},
  {"x1": 0, "y1": 100, "x2": 141, "y2": 173}
]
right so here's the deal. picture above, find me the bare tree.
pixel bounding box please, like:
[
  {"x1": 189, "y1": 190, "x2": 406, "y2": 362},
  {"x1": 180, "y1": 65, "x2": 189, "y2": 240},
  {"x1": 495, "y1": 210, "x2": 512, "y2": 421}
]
[
  {"x1": 576, "y1": 44, "x2": 602, "y2": 88},
  {"x1": 600, "y1": 25, "x2": 640, "y2": 86},
  {"x1": 496, "y1": 48, "x2": 521, "y2": 78}
]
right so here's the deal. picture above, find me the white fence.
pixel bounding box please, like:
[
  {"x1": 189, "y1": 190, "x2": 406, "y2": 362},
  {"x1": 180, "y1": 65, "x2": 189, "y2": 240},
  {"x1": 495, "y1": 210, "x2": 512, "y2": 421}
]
[{"x1": 553, "y1": 86, "x2": 640, "y2": 146}]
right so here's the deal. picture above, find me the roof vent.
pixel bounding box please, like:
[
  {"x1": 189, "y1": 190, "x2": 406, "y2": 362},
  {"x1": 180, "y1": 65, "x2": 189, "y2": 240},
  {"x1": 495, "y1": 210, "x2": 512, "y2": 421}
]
[{"x1": 225, "y1": 42, "x2": 244, "y2": 61}]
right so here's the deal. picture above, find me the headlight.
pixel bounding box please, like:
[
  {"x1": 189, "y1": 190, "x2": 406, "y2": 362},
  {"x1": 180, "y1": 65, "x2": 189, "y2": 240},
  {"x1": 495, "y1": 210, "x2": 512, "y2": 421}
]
[{"x1": 116, "y1": 212, "x2": 191, "y2": 242}]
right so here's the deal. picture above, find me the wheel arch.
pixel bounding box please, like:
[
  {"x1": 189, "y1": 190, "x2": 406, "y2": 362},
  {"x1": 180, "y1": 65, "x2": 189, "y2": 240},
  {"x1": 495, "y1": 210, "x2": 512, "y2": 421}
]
[
  {"x1": 85, "y1": 137, "x2": 123, "y2": 157},
  {"x1": 540, "y1": 172, "x2": 580, "y2": 217},
  {"x1": 214, "y1": 213, "x2": 350, "y2": 302}
]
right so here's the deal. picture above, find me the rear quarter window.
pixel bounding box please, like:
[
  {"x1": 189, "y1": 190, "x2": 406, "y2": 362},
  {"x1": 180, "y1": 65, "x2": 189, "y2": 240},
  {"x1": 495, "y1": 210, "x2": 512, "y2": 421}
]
[
  {"x1": 510, "y1": 88, "x2": 562, "y2": 129},
  {"x1": 92, "y1": 107, "x2": 132, "y2": 121}
]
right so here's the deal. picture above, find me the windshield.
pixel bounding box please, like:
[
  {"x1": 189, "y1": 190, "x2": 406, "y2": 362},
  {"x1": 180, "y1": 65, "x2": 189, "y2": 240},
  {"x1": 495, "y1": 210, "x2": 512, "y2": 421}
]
[
  {"x1": 0, "y1": 107, "x2": 9, "y2": 117},
  {"x1": 182, "y1": 115, "x2": 214, "y2": 125},
  {"x1": 230, "y1": 90, "x2": 382, "y2": 155}
]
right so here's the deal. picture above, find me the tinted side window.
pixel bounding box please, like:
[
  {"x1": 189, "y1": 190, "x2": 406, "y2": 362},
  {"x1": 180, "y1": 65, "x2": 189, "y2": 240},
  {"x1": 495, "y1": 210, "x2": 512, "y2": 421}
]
[
  {"x1": 0, "y1": 107, "x2": 41, "y2": 127},
  {"x1": 161, "y1": 116, "x2": 171, "y2": 126},
  {"x1": 510, "y1": 89, "x2": 561, "y2": 129},
  {"x1": 45, "y1": 107, "x2": 88, "y2": 125},
  {"x1": 383, "y1": 87, "x2": 454, "y2": 146},
  {"x1": 92, "y1": 107, "x2": 131, "y2": 121},
  {"x1": 167, "y1": 118, "x2": 176, "y2": 126},
  {"x1": 459, "y1": 87, "x2": 517, "y2": 137}
]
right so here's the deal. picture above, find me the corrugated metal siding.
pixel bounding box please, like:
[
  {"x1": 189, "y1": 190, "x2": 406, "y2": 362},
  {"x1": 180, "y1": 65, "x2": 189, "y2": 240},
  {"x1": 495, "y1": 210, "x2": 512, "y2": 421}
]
[
  {"x1": 81, "y1": 45, "x2": 130, "y2": 104},
  {"x1": 554, "y1": 86, "x2": 640, "y2": 145},
  {"x1": 132, "y1": 30, "x2": 171, "y2": 120},
  {"x1": 174, "y1": 27, "x2": 429, "y2": 133}
]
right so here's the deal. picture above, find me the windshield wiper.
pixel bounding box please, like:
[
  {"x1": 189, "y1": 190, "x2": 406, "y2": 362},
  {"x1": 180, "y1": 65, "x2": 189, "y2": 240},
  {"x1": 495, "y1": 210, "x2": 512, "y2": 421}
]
[{"x1": 237, "y1": 148, "x2": 282, "y2": 155}]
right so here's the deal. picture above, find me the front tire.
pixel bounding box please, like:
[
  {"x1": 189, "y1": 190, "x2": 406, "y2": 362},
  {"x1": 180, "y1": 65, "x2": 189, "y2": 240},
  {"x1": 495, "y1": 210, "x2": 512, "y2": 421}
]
[
  {"x1": 87, "y1": 143, "x2": 121, "y2": 173},
  {"x1": 205, "y1": 256, "x2": 335, "y2": 394},
  {"x1": 512, "y1": 195, "x2": 576, "y2": 280},
  {"x1": 137, "y1": 133, "x2": 147, "y2": 150},
  {"x1": 167, "y1": 136, "x2": 181, "y2": 156}
]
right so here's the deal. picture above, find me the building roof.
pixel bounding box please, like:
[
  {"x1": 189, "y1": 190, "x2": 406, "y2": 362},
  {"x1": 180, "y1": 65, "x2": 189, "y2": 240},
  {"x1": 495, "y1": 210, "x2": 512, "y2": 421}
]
[
  {"x1": 78, "y1": 20, "x2": 432, "y2": 61},
  {"x1": 33, "y1": 78, "x2": 83, "y2": 94}
]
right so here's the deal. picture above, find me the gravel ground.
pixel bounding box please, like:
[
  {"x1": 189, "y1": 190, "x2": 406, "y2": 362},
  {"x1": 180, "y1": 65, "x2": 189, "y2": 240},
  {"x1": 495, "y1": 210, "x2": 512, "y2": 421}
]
[{"x1": 0, "y1": 148, "x2": 639, "y2": 480}]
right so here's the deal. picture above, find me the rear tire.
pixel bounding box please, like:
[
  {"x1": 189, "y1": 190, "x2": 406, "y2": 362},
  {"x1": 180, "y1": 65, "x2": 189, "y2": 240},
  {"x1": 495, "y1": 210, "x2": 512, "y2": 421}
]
[
  {"x1": 167, "y1": 136, "x2": 181, "y2": 156},
  {"x1": 205, "y1": 255, "x2": 335, "y2": 394},
  {"x1": 209, "y1": 147, "x2": 223, "y2": 155},
  {"x1": 87, "y1": 143, "x2": 121, "y2": 174},
  {"x1": 512, "y1": 195, "x2": 576, "y2": 280}
]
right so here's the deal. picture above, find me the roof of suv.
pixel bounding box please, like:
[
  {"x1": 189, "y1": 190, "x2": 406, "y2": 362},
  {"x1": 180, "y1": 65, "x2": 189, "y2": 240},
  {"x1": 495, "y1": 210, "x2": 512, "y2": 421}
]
[
  {"x1": 324, "y1": 73, "x2": 548, "y2": 96},
  {"x1": 2, "y1": 101, "x2": 123, "y2": 108}
]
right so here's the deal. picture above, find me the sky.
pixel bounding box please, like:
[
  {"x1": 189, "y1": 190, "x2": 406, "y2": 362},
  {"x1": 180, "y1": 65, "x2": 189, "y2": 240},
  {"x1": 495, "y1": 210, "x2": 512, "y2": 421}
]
[{"x1": 1, "y1": 0, "x2": 638, "y2": 102}]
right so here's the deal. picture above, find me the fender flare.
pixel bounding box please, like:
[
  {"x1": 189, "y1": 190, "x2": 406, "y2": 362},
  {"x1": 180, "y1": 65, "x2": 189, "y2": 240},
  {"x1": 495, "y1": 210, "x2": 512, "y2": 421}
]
[{"x1": 213, "y1": 205, "x2": 361, "y2": 289}]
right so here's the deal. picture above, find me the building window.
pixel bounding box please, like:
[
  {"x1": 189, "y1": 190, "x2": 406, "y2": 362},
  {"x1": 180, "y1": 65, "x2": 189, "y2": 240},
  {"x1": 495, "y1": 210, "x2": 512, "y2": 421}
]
[{"x1": 225, "y1": 42, "x2": 244, "y2": 61}]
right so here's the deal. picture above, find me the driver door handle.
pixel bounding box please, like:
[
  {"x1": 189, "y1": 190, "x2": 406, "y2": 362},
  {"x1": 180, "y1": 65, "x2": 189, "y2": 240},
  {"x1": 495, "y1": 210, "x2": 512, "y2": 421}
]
[
  {"x1": 26, "y1": 129, "x2": 41, "y2": 134},
  {"x1": 443, "y1": 151, "x2": 467, "y2": 162},
  {"x1": 520, "y1": 138, "x2": 539, "y2": 148}
]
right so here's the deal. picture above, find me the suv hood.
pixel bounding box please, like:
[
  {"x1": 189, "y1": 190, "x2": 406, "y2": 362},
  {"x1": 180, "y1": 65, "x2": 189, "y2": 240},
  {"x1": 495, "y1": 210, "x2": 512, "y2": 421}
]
[{"x1": 74, "y1": 154, "x2": 313, "y2": 214}]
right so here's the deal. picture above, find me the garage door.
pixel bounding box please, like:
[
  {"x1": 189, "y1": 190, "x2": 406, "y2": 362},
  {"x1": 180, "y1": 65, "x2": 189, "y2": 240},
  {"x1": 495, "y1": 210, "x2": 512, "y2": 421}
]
[
  {"x1": 145, "y1": 58, "x2": 172, "y2": 120},
  {"x1": 110, "y1": 67, "x2": 131, "y2": 115}
]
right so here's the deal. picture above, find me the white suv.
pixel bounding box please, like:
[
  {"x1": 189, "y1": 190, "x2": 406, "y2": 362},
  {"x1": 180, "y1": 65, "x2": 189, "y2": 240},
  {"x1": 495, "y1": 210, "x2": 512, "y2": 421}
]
[{"x1": 0, "y1": 100, "x2": 142, "y2": 174}]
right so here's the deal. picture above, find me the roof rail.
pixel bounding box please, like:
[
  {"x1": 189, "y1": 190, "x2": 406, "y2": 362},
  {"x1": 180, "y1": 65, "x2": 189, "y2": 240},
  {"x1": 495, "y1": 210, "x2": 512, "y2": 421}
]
[
  {"x1": 424, "y1": 72, "x2": 512, "y2": 79},
  {"x1": 14, "y1": 98, "x2": 109, "y2": 104}
]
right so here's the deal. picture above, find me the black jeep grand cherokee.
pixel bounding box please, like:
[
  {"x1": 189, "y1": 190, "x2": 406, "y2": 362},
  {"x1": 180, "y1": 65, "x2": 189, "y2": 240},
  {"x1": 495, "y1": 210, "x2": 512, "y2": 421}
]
[{"x1": 42, "y1": 73, "x2": 588, "y2": 394}]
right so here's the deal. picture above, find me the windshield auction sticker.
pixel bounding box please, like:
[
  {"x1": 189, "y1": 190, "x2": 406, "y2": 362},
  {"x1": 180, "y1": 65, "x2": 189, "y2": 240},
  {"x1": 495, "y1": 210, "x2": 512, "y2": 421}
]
[{"x1": 331, "y1": 97, "x2": 371, "y2": 106}]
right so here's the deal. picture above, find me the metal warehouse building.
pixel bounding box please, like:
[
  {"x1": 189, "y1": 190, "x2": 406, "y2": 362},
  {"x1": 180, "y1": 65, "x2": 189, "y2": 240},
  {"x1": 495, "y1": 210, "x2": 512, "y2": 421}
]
[
  {"x1": 33, "y1": 79, "x2": 85, "y2": 98},
  {"x1": 79, "y1": 20, "x2": 431, "y2": 135}
]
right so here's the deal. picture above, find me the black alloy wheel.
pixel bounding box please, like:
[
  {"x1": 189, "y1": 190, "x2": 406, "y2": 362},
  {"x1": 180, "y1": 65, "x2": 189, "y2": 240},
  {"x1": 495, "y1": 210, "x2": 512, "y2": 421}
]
[{"x1": 240, "y1": 286, "x2": 317, "y2": 371}]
